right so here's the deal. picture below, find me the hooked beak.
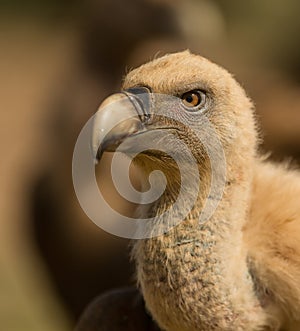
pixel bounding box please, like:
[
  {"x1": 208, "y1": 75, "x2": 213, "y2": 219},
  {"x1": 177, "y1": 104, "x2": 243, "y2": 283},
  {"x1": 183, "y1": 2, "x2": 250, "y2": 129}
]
[{"x1": 92, "y1": 87, "x2": 152, "y2": 162}]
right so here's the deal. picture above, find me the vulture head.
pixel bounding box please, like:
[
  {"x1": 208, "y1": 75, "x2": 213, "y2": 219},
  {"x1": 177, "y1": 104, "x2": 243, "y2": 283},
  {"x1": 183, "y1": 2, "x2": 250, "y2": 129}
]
[
  {"x1": 93, "y1": 51, "x2": 256, "y2": 226},
  {"x1": 93, "y1": 50, "x2": 257, "y2": 214}
]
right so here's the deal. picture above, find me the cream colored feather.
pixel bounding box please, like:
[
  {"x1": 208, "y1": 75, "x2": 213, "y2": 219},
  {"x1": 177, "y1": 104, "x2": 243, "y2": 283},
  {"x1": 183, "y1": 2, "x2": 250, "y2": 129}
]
[{"x1": 121, "y1": 51, "x2": 300, "y2": 331}]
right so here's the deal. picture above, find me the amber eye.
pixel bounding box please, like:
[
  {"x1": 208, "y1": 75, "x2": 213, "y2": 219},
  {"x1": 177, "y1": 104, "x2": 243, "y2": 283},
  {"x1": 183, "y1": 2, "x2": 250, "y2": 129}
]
[{"x1": 181, "y1": 90, "x2": 206, "y2": 110}]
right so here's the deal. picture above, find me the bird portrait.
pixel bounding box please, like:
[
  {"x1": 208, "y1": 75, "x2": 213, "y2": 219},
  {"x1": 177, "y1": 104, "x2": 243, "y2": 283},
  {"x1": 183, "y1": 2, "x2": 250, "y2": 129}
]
[{"x1": 76, "y1": 51, "x2": 300, "y2": 331}]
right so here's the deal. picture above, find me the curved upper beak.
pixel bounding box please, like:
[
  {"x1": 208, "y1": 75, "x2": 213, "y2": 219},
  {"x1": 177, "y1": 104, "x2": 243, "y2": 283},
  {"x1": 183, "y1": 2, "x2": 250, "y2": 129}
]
[{"x1": 92, "y1": 87, "x2": 152, "y2": 162}]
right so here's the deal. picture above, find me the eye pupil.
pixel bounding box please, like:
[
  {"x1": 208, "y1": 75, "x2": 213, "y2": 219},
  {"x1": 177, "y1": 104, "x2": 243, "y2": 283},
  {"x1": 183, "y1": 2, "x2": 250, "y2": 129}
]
[{"x1": 186, "y1": 95, "x2": 194, "y2": 103}]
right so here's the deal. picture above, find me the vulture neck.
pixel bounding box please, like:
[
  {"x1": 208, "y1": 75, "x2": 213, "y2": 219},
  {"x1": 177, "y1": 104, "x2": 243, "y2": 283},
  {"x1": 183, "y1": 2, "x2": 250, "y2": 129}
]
[{"x1": 132, "y1": 155, "x2": 266, "y2": 331}]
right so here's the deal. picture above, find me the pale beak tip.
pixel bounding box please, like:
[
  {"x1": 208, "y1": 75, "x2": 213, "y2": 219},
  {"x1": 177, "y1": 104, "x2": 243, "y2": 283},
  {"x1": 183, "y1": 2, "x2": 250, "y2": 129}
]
[{"x1": 90, "y1": 139, "x2": 101, "y2": 165}]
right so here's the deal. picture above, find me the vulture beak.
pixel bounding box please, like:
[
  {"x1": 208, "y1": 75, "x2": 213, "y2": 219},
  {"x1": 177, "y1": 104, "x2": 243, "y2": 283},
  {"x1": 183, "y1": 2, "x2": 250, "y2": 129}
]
[{"x1": 92, "y1": 87, "x2": 152, "y2": 162}]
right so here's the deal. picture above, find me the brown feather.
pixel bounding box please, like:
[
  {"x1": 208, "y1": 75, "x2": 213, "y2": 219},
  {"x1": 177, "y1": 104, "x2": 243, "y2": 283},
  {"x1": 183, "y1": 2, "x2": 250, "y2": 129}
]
[{"x1": 124, "y1": 51, "x2": 300, "y2": 330}]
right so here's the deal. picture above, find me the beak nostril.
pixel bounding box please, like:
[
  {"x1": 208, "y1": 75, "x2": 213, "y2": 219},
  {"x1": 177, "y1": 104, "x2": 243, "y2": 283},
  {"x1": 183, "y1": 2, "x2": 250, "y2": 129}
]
[{"x1": 122, "y1": 86, "x2": 152, "y2": 124}]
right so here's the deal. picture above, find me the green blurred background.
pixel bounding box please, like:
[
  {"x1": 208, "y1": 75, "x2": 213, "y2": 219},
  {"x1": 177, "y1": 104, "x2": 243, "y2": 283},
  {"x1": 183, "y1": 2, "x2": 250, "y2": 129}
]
[{"x1": 1, "y1": 0, "x2": 300, "y2": 330}]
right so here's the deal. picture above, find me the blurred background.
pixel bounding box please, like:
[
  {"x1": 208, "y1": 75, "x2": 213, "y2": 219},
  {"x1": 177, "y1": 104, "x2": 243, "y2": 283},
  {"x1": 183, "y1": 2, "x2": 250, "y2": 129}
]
[{"x1": 1, "y1": 0, "x2": 300, "y2": 330}]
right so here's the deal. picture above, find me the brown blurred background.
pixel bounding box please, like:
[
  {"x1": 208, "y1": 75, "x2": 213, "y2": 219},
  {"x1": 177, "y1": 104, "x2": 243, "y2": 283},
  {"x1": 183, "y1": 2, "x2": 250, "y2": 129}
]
[{"x1": 1, "y1": 0, "x2": 300, "y2": 330}]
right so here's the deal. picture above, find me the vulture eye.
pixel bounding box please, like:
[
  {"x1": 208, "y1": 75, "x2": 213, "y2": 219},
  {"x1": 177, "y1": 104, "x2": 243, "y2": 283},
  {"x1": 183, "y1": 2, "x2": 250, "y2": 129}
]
[{"x1": 181, "y1": 90, "x2": 206, "y2": 110}]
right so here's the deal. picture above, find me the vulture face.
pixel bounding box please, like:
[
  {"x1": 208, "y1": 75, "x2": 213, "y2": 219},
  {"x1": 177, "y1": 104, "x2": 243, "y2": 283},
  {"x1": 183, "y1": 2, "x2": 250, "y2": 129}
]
[{"x1": 92, "y1": 50, "x2": 256, "y2": 177}]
